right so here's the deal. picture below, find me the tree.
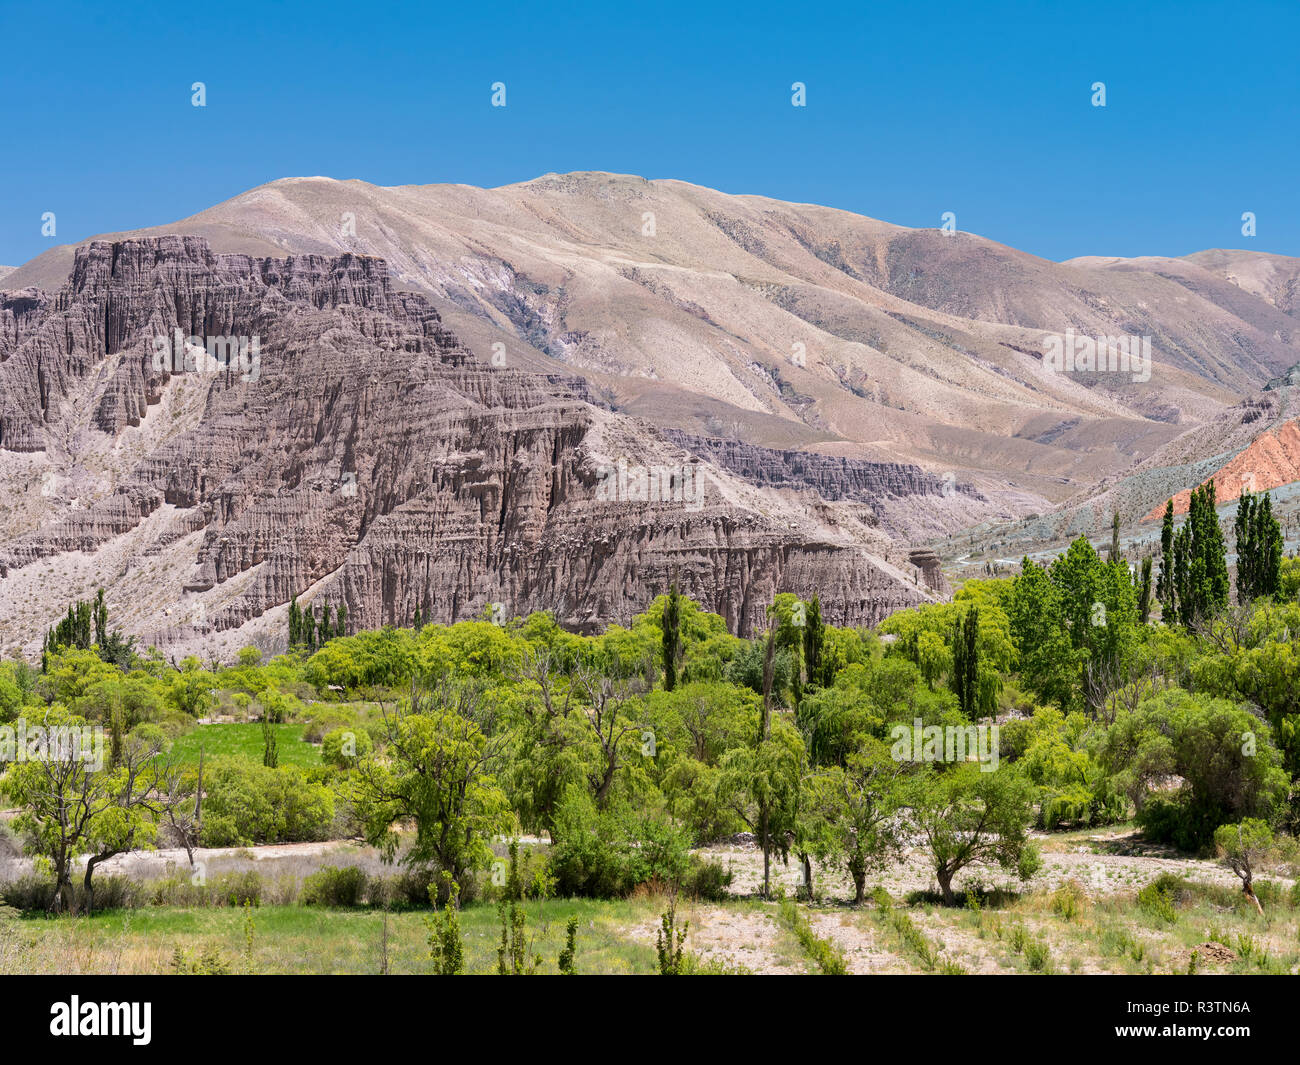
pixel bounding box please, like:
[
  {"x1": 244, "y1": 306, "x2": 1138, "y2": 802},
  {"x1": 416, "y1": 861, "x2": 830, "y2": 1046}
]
[
  {"x1": 1174, "y1": 483, "x2": 1229, "y2": 625},
  {"x1": 354, "y1": 679, "x2": 515, "y2": 884},
  {"x1": 1, "y1": 718, "x2": 179, "y2": 913},
  {"x1": 1137, "y1": 557, "x2": 1153, "y2": 624},
  {"x1": 261, "y1": 718, "x2": 279, "y2": 768},
  {"x1": 662, "y1": 581, "x2": 681, "y2": 692},
  {"x1": 1157, "y1": 500, "x2": 1176, "y2": 618},
  {"x1": 804, "y1": 738, "x2": 906, "y2": 903},
  {"x1": 1098, "y1": 688, "x2": 1288, "y2": 849},
  {"x1": 803, "y1": 595, "x2": 826, "y2": 689},
  {"x1": 950, "y1": 606, "x2": 979, "y2": 719},
  {"x1": 572, "y1": 665, "x2": 645, "y2": 807},
  {"x1": 718, "y1": 717, "x2": 804, "y2": 899},
  {"x1": 1214, "y1": 819, "x2": 1272, "y2": 916},
  {"x1": 1109, "y1": 510, "x2": 1121, "y2": 564},
  {"x1": 1236, "y1": 492, "x2": 1283, "y2": 604},
  {"x1": 902, "y1": 763, "x2": 1039, "y2": 905}
]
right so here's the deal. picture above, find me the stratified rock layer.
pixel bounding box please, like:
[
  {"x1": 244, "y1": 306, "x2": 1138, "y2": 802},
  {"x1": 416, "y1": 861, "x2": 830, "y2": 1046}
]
[{"x1": 0, "y1": 238, "x2": 951, "y2": 652}]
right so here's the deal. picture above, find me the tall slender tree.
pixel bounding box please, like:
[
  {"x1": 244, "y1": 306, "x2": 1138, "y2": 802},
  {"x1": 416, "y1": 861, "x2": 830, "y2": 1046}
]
[
  {"x1": 661, "y1": 582, "x2": 681, "y2": 692},
  {"x1": 802, "y1": 595, "x2": 825, "y2": 690},
  {"x1": 1137, "y1": 556, "x2": 1153, "y2": 624},
  {"x1": 950, "y1": 605, "x2": 979, "y2": 719},
  {"x1": 1236, "y1": 491, "x2": 1283, "y2": 603},
  {"x1": 1157, "y1": 500, "x2": 1176, "y2": 618}
]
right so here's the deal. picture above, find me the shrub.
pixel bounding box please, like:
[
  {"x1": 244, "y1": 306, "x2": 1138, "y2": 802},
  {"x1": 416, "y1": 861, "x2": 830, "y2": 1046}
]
[
  {"x1": 1024, "y1": 937, "x2": 1052, "y2": 973},
  {"x1": 198, "y1": 761, "x2": 335, "y2": 846},
  {"x1": 682, "y1": 857, "x2": 733, "y2": 901},
  {"x1": 222, "y1": 871, "x2": 262, "y2": 908},
  {"x1": 1051, "y1": 879, "x2": 1086, "y2": 921},
  {"x1": 548, "y1": 789, "x2": 693, "y2": 898},
  {"x1": 0, "y1": 874, "x2": 142, "y2": 912},
  {"x1": 171, "y1": 947, "x2": 231, "y2": 975},
  {"x1": 321, "y1": 726, "x2": 373, "y2": 768},
  {"x1": 302, "y1": 866, "x2": 369, "y2": 907},
  {"x1": 1136, "y1": 879, "x2": 1178, "y2": 924}
]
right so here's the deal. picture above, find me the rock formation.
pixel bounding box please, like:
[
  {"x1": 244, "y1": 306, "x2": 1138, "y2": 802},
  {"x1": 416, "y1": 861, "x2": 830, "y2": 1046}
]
[{"x1": 0, "y1": 237, "x2": 964, "y2": 656}]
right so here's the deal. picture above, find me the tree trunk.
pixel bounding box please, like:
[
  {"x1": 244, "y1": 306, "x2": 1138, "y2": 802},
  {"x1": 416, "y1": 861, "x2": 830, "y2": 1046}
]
[
  {"x1": 801, "y1": 853, "x2": 812, "y2": 899},
  {"x1": 1244, "y1": 880, "x2": 1264, "y2": 917},
  {"x1": 849, "y1": 851, "x2": 867, "y2": 905},
  {"x1": 83, "y1": 852, "x2": 114, "y2": 916},
  {"x1": 759, "y1": 627, "x2": 776, "y2": 742},
  {"x1": 760, "y1": 809, "x2": 771, "y2": 899},
  {"x1": 937, "y1": 868, "x2": 955, "y2": 906}
]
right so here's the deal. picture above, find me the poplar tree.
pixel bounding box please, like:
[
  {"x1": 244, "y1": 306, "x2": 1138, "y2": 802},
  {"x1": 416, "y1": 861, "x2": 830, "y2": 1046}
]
[
  {"x1": 661, "y1": 582, "x2": 681, "y2": 692},
  {"x1": 1157, "y1": 500, "x2": 1176, "y2": 618},
  {"x1": 950, "y1": 605, "x2": 979, "y2": 719},
  {"x1": 1137, "y1": 557, "x2": 1153, "y2": 624},
  {"x1": 803, "y1": 595, "x2": 825, "y2": 690},
  {"x1": 1236, "y1": 491, "x2": 1283, "y2": 603}
]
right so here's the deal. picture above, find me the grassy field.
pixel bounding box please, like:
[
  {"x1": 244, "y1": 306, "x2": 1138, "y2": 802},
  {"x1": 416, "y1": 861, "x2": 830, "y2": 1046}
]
[
  {"x1": 0, "y1": 899, "x2": 666, "y2": 975},
  {"x1": 166, "y1": 723, "x2": 321, "y2": 768},
  {"x1": 4, "y1": 877, "x2": 1298, "y2": 975}
]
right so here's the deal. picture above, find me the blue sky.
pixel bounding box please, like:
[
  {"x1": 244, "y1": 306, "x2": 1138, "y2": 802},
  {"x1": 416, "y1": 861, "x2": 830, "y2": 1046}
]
[{"x1": 2, "y1": 0, "x2": 1297, "y2": 267}]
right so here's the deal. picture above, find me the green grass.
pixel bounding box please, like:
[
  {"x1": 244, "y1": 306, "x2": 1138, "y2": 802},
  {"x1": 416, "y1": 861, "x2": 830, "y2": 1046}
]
[
  {"x1": 167, "y1": 723, "x2": 321, "y2": 767},
  {"x1": 3, "y1": 900, "x2": 662, "y2": 975}
]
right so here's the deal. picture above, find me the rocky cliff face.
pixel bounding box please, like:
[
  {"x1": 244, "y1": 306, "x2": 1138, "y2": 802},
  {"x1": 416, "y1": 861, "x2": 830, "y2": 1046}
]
[{"x1": 0, "y1": 238, "x2": 951, "y2": 657}]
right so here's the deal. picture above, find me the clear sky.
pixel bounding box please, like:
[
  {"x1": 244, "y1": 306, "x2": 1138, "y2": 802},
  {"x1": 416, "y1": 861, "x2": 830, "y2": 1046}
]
[{"x1": 2, "y1": 0, "x2": 1297, "y2": 268}]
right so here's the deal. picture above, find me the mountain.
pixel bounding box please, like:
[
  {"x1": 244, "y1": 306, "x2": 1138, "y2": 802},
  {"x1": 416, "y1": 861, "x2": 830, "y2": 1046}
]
[
  {"x1": 932, "y1": 386, "x2": 1300, "y2": 580},
  {"x1": 10, "y1": 172, "x2": 1299, "y2": 514},
  {"x1": 0, "y1": 236, "x2": 985, "y2": 659},
  {"x1": 4, "y1": 172, "x2": 1300, "y2": 658}
]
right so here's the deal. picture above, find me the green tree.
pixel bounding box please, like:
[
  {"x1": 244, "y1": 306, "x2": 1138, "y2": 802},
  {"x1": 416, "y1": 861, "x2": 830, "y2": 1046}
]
[
  {"x1": 804, "y1": 738, "x2": 906, "y2": 903},
  {"x1": 1157, "y1": 500, "x2": 1176, "y2": 617},
  {"x1": 1213, "y1": 819, "x2": 1272, "y2": 916},
  {"x1": 902, "y1": 763, "x2": 1039, "y2": 905},
  {"x1": 1235, "y1": 491, "x2": 1283, "y2": 604},
  {"x1": 354, "y1": 681, "x2": 515, "y2": 884},
  {"x1": 718, "y1": 717, "x2": 804, "y2": 898},
  {"x1": 1098, "y1": 688, "x2": 1288, "y2": 849},
  {"x1": 950, "y1": 605, "x2": 979, "y2": 719},
  {"x1": 802, "y1": 595, "x2": 827, "y2": 689},
  {"x1": 1137, "y1": 556, "x2": 1153, "y2": 624},
  {"x1": 662, "y1": 581, "x2": 681, "y2": 692}
]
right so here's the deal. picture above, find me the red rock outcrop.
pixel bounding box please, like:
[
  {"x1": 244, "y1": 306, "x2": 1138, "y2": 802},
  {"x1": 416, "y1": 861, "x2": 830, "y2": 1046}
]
[{"x1": 1141, "y1": 419, "x2": 1300, "y2": 520}]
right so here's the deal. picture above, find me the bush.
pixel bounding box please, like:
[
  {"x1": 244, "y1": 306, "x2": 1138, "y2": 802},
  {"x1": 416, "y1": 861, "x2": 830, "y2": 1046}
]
[
  {"x1": 1024, "y1": 937, "x2": 1052, "y2": 973},
  {"x1": 221, "y1": 871, "x2": 262, "y2": 908},
  {"x1": 198, "y1": 761, "x2": 335, "y2": 846},
  {"x1": 1051, "y1": 879, "x2": 1086, "y2": 921},
  {"x1": 682, "y1": 857, "x2": 733, "y2": 901},
  {"x1": 367, "y1": 866, "x2": 478, "y2": 909},
  {"x1": 302, "y1": 866, "x2": 369, "y2": 907},
  {"x1": 0, "y1": 874, "x2": 143, "y2": 912},
  {"x1": 321, "y1": 726, "x2": 373, "y2": 768},
  {"x1": 548, "y1": 789, "x2": 694, "y2": 898},
  {"x1": 1136, "y1": 879, "x2": 1178, "y2": 924},
  {"x1": 171, "y1": 947, "x2": 231, "y2": 975}
]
